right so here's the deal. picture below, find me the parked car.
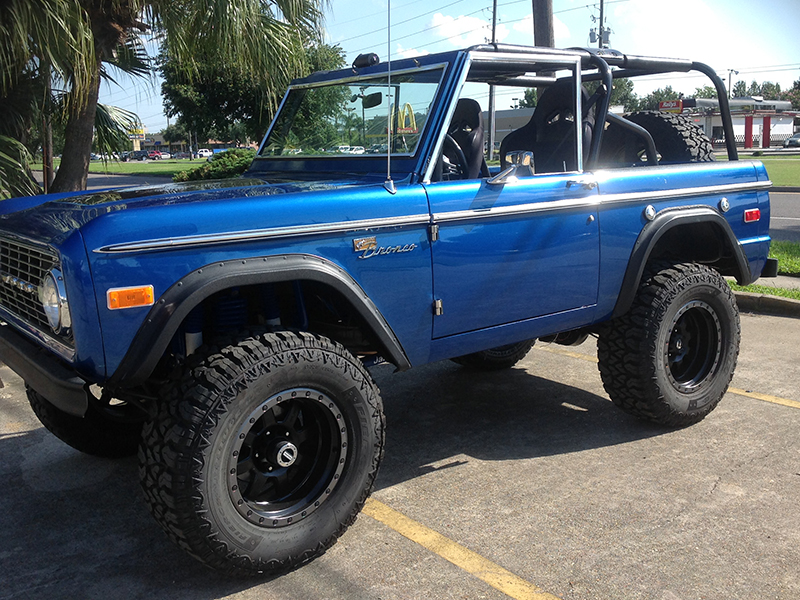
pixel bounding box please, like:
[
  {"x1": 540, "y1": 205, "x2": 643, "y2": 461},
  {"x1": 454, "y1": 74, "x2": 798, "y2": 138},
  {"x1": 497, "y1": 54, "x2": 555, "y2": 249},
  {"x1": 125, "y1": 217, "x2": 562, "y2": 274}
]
[
  {"x1": 128, "y1": 150, "x2": 149, "y2": 161},
  {"x1": 196, "y1": 148, "x2": 213, "y2": 158},
  {"x1": 159, "y1": 151, "x2": 171, "y2": 159},
  {"x1": 173, "y1": 151, "x2": 191, "y2": 159},
  {"x1": 147, "y1": 150, "x2": 162, "y2": 160},
  {"x1": 783, "y1": 133, "x2": 800, "y2": 147}
]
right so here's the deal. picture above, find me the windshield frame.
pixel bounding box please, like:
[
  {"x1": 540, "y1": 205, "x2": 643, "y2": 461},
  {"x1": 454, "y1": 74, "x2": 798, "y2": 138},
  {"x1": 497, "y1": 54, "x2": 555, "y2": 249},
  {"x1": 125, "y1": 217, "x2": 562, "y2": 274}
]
[
  {"x1": 248, "y1": 51, "x2": 464, "y2": 182},
  {"x1": 257, "y1": 63, "x2": 449, "y2": 161}
]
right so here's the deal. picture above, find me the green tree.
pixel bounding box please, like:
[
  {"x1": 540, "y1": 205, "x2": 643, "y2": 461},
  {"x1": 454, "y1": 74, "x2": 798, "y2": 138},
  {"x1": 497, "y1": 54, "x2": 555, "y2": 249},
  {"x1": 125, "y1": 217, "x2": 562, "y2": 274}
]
[
  {"x1": 160, "y1": 124, "x2": 189, "y2": 146},
  {"x1": 758, "y1": 81, "x2": 782, "y2": 99},
  {"x1": 607, "y1": 78, "x2": 638, "y2": 111},
  {"x1": 161, "y1": 43, "x2": 345, "y2": 148},
  {"x1": 637, "y1": 86, "x2": 681, "y2": 111},
  {"x1": 694, "y1": 85, "x2": 718, "y2": 99},
  {"x1": 516, "y1": 88, "x2": 538, "y2": 108},
  {"x1": 781, "y1": 80, "x2": 800, "y2": 109},
  {"x1": 732, "y1": 80, "x2": 747, "y2": 97},
  {"x1": 2, "y1": 0, "x2": 324, "y2": 194}
]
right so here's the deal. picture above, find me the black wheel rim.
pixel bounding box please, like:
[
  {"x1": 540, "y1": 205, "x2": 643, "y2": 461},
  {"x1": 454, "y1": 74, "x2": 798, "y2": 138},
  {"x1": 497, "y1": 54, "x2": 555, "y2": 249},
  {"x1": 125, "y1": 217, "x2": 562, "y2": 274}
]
[
  {"x1": 664, "y1": 300, "x2": 722, "y2": 393},
  {"x1": 228, "y1": 388, "x2": 347, "y2": 528}
]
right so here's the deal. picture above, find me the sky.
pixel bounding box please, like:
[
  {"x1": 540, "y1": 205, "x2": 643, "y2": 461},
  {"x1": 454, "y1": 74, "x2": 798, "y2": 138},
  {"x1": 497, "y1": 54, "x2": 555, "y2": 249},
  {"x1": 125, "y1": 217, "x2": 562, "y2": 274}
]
[{"x1": 99, "y1": 0, "x2": 800, "y2": 135}]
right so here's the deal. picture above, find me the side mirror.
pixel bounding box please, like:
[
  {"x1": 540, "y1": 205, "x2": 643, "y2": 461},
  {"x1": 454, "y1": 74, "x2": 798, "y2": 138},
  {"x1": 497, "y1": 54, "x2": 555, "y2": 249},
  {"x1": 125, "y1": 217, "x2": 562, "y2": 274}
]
[{"x1": 487, "y1": 151, "x2": 535, "y2": 185}]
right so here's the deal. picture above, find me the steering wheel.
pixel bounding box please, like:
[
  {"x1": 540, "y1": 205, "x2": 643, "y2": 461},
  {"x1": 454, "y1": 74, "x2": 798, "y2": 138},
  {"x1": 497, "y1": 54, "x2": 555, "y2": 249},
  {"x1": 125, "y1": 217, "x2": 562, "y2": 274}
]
[{"x1": 442, "y1": 133, "x2": 468, "y2": 179}]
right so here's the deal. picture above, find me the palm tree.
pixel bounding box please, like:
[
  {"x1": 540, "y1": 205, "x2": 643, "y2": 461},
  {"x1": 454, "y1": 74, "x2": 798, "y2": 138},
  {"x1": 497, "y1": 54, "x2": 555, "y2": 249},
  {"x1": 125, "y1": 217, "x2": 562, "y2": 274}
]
[
  {"x1": 0, "y1": 0, "x2": 94, "y2": 196},
  {"x1": 1, "y1": 0, "x2": 324, "y2": 194}
]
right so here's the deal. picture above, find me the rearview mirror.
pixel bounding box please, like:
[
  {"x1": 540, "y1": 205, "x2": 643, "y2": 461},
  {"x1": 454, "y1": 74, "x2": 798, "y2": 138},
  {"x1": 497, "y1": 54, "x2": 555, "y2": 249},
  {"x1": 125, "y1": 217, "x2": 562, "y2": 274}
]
[{"x1": 362, "y1": 92, "x2": 383, "y2": 109}]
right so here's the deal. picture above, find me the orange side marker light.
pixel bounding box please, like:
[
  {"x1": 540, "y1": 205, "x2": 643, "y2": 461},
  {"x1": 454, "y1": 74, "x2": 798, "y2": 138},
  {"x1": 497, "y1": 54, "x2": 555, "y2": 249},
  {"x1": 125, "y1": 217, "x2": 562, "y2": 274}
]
[{"x1": 107, "y1": 285, "x2": 155, "y2": 310}]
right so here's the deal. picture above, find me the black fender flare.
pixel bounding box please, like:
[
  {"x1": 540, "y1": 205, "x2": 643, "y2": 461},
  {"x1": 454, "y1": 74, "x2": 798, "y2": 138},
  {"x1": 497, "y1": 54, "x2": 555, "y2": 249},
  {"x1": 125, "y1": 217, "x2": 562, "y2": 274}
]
[
  {"x1": 610, "y1": 206, "x2": 752, "y2": 319},
  {"x1": 107, "y1": 254, "x2": 411, "y2": 389}
]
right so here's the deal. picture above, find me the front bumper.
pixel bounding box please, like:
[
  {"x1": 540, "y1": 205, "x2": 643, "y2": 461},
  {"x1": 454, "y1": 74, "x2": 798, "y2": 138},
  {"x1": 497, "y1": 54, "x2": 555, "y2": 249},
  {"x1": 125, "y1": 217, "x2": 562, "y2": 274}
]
[{"x1": 0, "y1": 325, "x2": 88, "y2": 416}]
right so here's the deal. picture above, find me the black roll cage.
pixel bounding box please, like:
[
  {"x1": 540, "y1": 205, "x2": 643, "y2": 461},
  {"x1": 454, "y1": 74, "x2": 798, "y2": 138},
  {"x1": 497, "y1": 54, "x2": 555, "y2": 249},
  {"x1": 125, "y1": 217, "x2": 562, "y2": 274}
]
[{"x1": 467, "y1": 44, "x2": 739, "y2": 164}]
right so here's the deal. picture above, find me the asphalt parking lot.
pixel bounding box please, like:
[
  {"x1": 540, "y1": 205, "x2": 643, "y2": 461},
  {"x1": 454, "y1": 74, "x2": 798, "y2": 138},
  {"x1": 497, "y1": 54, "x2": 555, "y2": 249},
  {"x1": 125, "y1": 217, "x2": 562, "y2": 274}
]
[{"x1": 2, "y1": 310, "x2": 799, "y2": 600}]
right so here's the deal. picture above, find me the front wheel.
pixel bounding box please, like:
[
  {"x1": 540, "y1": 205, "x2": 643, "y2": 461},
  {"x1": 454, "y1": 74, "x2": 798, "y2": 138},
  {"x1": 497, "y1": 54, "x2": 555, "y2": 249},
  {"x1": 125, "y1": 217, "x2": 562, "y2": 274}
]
[
  {"x1": 597, "y1": 262, "x2": 739, "y2": 427},
  {"x1": 138, "y1": 331, "x2": 385, "y2": 576}
]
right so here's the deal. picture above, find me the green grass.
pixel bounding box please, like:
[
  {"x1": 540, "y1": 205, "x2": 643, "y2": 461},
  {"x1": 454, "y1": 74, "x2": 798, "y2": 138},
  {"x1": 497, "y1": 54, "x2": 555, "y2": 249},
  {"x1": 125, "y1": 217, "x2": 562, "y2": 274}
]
[
  {"x1": 87, "y1": 159, "x2": 198, "y2": 177},
  {"x1": 757, "y1": 156, "x2": 800, "y2": 187},
  {"x1": 33, "y1": 158, "x2": 198, "y2": 178},
  {"x1": 728, "y1": 282, "x2": 800, "y2": 302},
  {"x1": 770, "y1": 240, "x2": 800, "y2": 276}
]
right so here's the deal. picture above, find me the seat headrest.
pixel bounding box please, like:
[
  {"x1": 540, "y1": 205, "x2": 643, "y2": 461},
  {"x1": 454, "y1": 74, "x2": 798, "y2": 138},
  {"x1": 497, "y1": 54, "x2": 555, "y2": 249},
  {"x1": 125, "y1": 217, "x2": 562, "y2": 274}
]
[{"x1": 450, "y1": 98, "x2": 483, "y2": 132}]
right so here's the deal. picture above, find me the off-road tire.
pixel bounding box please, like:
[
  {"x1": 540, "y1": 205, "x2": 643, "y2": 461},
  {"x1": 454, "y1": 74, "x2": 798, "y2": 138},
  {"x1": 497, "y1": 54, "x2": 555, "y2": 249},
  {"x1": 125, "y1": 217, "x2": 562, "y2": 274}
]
[
  {"x1": 26, "y1": 386, "x2": 143, "y2": 458},
  {"x1": 599, "y1": 110, "x2": 715, "y2": 166},
  {"x1": 138, "y1": 330, "x2": 385, "y2": 577},
  {"x1": 597, "y1": 262, "x2": 739, "y2": 427},
  {"x1": 452, "y1": 340, "x2": 535, "y2": 370}
]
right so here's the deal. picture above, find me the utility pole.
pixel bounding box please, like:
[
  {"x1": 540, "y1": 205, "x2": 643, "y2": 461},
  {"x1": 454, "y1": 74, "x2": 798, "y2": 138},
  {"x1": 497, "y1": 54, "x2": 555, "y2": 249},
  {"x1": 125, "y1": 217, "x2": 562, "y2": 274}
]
[
  {"x1": 598, "y1": 0, "x2": 604, "y2": 48},
  {"x1": 488, "y1": 0, "x2": 498, "y2": 161},
  {"x1": 532, "y1": 0, "x2": 554, "y2": 48}
]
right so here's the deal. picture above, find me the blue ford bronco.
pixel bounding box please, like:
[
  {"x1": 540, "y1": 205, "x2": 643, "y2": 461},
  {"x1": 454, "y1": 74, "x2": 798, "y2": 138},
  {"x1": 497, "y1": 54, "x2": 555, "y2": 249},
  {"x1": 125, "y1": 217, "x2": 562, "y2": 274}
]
[{"x1": 0, "y1": 44, "x2": 777, "y2": 575}]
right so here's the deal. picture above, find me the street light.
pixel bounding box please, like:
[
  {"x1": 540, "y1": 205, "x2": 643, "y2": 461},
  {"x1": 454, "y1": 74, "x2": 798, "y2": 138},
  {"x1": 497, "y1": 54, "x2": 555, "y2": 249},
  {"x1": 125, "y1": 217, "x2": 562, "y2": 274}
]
[{"x1": 728, "y1": 69, "x2": 739, "y2": 99}]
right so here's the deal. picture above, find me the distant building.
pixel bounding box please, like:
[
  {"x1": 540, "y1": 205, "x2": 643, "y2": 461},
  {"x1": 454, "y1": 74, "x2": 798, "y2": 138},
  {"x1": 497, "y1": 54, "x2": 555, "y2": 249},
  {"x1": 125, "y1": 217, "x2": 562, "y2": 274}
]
[
  {"x1": 485, "y1": 96, "x2": 798, "y2": 153},
  {"x1": 667, "y1": 97, "x2": 797, "y2": 149}
]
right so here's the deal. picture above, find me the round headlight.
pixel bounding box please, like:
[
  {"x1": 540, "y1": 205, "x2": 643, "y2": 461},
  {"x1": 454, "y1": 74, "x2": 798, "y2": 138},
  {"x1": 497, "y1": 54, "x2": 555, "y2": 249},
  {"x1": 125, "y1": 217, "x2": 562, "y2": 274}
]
[{"x1": 39, "y1": 269, "x2": 71, "y2": 333}]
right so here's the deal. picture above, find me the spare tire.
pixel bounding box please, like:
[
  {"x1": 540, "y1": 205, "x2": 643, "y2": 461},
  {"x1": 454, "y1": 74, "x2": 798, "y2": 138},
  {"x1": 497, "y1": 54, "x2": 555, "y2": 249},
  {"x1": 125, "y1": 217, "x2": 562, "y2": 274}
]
[{"x1": 598, "y1": 110, "x2": 715, "y2": 166}]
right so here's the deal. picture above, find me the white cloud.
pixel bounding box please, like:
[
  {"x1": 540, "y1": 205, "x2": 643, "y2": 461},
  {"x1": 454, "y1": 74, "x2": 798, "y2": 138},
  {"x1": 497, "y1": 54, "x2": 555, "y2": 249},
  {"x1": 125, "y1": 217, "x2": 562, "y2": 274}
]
[
  {"x1": 430, "y1": 13, "x2": 509, "y2": 48},
  {"x1": 396, "y1": 44, "x2": 430, "y2": 59}
]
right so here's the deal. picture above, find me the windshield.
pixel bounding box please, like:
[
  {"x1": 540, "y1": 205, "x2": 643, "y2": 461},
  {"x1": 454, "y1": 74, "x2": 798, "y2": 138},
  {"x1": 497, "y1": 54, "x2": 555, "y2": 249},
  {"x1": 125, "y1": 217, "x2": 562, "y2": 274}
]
[{"x1": 259, "y1": 66, "x2": 445, "y2": 158}]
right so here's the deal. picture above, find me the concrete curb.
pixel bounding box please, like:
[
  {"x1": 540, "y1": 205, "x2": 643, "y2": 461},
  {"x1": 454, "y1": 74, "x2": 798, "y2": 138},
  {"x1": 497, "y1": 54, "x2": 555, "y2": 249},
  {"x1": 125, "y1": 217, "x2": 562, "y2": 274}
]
[{"x1": 734, "y1": 291, "x2": 800, "y2": 319}]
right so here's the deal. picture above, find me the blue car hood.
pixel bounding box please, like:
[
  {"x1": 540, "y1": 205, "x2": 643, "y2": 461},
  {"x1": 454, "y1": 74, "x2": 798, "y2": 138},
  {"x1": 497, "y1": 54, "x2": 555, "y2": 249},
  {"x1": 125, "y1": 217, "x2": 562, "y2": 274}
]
[{"x1": 0, "y1": 177, "x2": 373, "y2": 246}]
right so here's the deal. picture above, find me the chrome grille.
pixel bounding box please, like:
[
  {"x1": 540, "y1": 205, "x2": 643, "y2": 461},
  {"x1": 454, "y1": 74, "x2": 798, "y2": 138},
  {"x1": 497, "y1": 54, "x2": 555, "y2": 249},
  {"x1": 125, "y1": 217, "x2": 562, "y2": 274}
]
[{"x1": 0, "y1": 239, "x2": 58, "y2": 335}]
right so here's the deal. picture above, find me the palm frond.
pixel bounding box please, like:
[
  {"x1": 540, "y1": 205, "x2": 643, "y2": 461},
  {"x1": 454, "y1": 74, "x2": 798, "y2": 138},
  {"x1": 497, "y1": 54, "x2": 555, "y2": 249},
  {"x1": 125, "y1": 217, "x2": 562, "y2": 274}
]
[
  {"x1": 152, "y1": 0, "x2": 320, "y2": 85},
  {"x1": 94, "y1": 103, "x2": 140, "y2": 157},
  {"x1": 101, "y1": 33, "x2": 153, "y2": 85},
  {"x1": 0, "y1": 0, "x2": 95, "y2": 102},
  {"x1": 0, "y1": 136, "x2": 42, "y2": 199}
]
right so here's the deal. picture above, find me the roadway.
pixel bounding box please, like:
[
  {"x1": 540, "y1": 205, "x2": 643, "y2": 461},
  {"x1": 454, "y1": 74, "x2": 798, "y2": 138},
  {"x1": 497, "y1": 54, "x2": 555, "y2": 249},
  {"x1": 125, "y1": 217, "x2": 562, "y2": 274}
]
[
  {"x1": 769, "y1": 191, "x2": 800, "y2": 242},
  {"x1": 2, "y1": 312, "x2": 799, "y2": 599}
]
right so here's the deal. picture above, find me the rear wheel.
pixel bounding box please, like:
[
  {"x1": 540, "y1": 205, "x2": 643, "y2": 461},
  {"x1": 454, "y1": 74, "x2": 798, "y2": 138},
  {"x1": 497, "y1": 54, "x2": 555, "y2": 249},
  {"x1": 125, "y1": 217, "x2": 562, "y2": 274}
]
[
  {"x1": 139, "y1": 330, "x2": 384, "y2": 576},
  {"x1": 452, "y1": 340, "x2": 535, "y2": 370},
  {"x1": 597, "y1": 262, "x2": 739, "y2": 427}
]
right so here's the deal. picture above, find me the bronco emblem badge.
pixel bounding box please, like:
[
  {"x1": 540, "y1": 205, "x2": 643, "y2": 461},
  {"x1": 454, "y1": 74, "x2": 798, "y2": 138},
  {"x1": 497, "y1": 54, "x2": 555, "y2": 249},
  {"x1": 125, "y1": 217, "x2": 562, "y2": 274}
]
[{"x1": 353, "y1": 236, "x2": 417, "y2": 260}]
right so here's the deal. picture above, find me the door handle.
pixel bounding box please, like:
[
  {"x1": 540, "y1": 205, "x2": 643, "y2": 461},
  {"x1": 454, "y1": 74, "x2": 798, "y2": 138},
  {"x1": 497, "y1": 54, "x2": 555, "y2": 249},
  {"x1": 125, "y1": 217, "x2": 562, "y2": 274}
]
[{"x1": 566, "y1": 179, "x2": 598, "y2": 190}]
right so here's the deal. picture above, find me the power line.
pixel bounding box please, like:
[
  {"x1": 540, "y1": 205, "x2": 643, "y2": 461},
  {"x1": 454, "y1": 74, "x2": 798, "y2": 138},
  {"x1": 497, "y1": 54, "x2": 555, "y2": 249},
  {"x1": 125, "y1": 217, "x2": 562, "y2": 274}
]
[
  {"x1": 335, "y1": 0, "x2": 468, "y2": 46},
  {"x1": 330, "y1": 0, "x2": 433, "y2": 27}
]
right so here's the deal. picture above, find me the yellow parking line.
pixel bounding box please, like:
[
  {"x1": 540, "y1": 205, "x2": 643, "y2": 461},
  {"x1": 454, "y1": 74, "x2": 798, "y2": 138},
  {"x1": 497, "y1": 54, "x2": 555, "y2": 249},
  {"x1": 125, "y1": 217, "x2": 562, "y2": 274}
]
[
  {"x1": 534, "y1": 345, "x2": 800, "y2": 409},
  {"x1": 363, "y1": 498, "x2": 561, "y2": 600},
  {"x1": 728, "y1": 388, "x2": 800, "y2": 409}
]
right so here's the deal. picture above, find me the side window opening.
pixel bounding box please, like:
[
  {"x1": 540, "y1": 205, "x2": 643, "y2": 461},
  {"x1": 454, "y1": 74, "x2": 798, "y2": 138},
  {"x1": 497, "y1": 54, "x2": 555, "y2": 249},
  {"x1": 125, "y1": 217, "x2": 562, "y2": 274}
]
[{"x1": 431, "y1": 58, "x2": 586, "y2": 183}]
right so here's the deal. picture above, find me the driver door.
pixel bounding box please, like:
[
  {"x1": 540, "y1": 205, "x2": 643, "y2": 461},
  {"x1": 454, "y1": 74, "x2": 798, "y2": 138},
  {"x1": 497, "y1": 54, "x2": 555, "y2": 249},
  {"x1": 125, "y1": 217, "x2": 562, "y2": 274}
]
[{"x1": 425, "y1": 173, "x2": 600, "y2": 338}]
